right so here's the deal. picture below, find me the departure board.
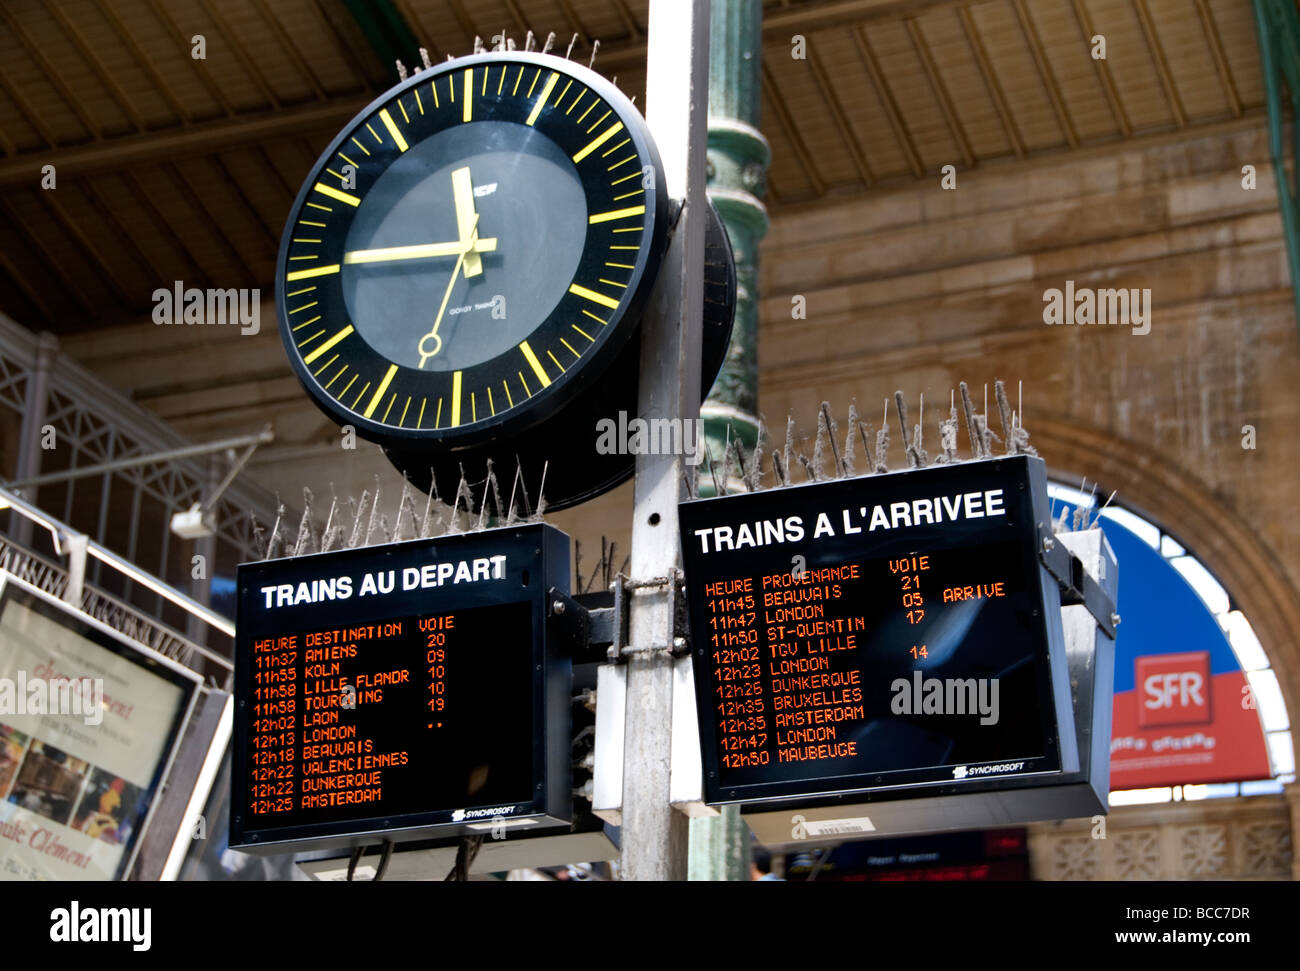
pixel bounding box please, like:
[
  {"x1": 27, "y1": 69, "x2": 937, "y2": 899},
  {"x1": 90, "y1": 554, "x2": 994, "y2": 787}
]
[
  {"x1": 679, "y1": 455, "x2": 1077, "y2": 807},
  {"x1": 231, "y1": 523, "x2": 573, "y2": 853}
]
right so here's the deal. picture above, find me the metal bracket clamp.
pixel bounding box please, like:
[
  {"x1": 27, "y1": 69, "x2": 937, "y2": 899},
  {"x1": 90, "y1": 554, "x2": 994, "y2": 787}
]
[
  {"x1": 609, "y1": 568, "x2": 691, "y2": 662},
  {"x1": 1037, "y1": 526, "x2": 1119, "y2": 640},
  {"x1": 549, "y1": 570, "x2": 692, "y2": 662}
]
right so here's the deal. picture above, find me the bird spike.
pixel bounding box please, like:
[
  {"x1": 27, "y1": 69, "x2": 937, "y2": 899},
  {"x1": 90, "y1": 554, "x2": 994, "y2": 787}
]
[
  {"x1": 588, "y1": 39, "x2": 600, "y2": 69},
  {"x1": 783, "y1": 413, "x2": 795, "y2": 485},
  {"x1": 524, "y1": 30, "x2": 535, "y2": 51},
  {"x1": 533, "y1": 460, "x2": 549, "y2": 521},
  {"x1": 566, "y1": 33, "x2": 579, "y2": 59},
  {"x1": 396, "y1": 60, "x2": 408, "y2": 81},
  {"x1": 541, "y1": 31, "x2": 556, "y2": 54},
  {"x1": 420, "y1": 48, "x2": 433, "y2": 69},
  {"x1": 843, "y1": 399, "x2": 859, "y2": 476},
  {"x1": 959, "y1": 381, "x2": 981, "y2": 459}
]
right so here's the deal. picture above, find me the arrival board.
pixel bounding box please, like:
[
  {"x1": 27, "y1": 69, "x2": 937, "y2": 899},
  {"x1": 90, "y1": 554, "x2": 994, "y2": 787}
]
[{"x1": 679, "y1": 455, "x2": 1075, "y2": 807}]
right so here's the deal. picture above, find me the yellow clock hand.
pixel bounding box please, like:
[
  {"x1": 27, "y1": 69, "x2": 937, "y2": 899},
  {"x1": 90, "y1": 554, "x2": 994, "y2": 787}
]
[
  {"x1": 343, "y1": 237, "x2": 497, "y2": 264},
  {"x1": 451, "y1": 166, "x2": 483, "y2": 279},
  {"x1": 417, "y1": 216, "x2": 480, "y2": 369}
]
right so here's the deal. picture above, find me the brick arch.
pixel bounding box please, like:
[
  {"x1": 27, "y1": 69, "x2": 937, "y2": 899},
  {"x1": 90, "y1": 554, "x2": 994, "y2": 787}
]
[{"x1": 1032, "y1": 415, "x2": 1299, "y2": 752}]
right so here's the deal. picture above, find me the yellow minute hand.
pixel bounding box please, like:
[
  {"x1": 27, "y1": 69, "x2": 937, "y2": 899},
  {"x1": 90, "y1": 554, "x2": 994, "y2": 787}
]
[{"x1": 343, "y1": 237, "x2": 497, "y2": 264}]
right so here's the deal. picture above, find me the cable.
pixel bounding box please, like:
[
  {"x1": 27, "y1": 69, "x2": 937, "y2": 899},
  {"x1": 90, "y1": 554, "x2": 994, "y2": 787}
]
[
  {"x1": 443, "y1": 835, "x2": 484, "y2": 881},
  {"x1": 345, "y1": 846, "x2": 363, "y2": 881},
  {"x1": 373, "y1": 839, "x2": 395, "y2": 881}
]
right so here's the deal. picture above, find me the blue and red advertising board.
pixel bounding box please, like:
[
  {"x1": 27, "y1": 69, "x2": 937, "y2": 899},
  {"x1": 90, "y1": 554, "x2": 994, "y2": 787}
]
[{"x1": 1052, "y1": 498, "x2": 1273, "y2": 788}]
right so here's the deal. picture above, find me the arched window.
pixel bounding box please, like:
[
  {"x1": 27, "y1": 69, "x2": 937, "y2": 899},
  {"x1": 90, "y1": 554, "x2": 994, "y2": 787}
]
[{"x1": 1048, "y1": 483, "x2": 1294, "y2": 805}]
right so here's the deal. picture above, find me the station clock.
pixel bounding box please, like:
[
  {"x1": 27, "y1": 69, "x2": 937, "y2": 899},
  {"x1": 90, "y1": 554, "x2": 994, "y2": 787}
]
[{"x1": 276, "y1": 50, "x2": 734, "y2": 509}]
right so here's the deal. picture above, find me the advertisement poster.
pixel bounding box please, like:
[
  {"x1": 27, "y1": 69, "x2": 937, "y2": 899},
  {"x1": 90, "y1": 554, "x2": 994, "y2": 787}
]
[{"x1": 0, "y1": 576, "x2": 196, "y2": 880}]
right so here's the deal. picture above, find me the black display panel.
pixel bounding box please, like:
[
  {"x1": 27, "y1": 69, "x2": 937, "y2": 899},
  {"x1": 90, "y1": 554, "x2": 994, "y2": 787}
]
[
  {"x1": 679, "y1": 455, "x2": 1075, "y2": 807},
  {"x1": 230, "y1": 523, "x2": 571, "y2": 853}
]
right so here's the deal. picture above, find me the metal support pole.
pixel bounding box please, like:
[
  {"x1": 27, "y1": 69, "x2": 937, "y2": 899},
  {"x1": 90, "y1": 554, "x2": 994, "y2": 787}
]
[
  {"x1": 10, "y1": 332, "x2": 57, "y2": 548},
  {"x1": 619, "y1": 0, "x2": 711, "y2": 881},
  {"x1": 689, "y1": 0, "x2": 770, "y2": 881},
  {"x1": 3, "y1": 427, "x2": 274, "y2": 491}
]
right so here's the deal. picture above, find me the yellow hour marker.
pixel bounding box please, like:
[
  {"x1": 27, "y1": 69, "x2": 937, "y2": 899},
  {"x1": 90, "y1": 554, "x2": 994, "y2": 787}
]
[
  {"x1": 400, "y1": 396, "x2": 411, "y2": 426},
  {"x1": 314, "y1": 353, "x2": 339, "y2": 376},
  {"x1": 608, "y1": 155, "x2": 637, "y2": 171},
  {"x1": 572, "y1": 323, "x2": 594, "y2": 341},
  {"x1": 431, "y1": 80, "x2": 439, "y2": 108},
  {"x1": 366, "y1": 122, "x2": 381, "y2": 144},
  {"x1": 601, "y1": 138, "x2": 630, "y2": 158},
  {"x1": 487, "y1": 386, "x2": 495, "y2": 416},
  {"x1": 340, "y1": 374, "x2": 359, "y2": 399},
  {"x1": 398, "y1": 100, "x2": 409, "y2": 123},
  {"x1": 547, "y1": 350, "x2": 566, "y2": 373},
  {"x1": 513, "y1": 66, "x2": 525, "y2": 96},
  {"x1": 526, "y1": 68, "x2": 541, "y2": 98},
  {"x1": 314, "y1": 183, "x2": 361, "y2": 207},
  {"x1": 611, "y1": 170, "x2": 640, "y2": 186},
  {"x1": 519, "y1": 341, "x2": 551, "y2": 388},
  {"x1": 298, "y1": 329, "x2": 325, "y2": 347},
  {"x1": 351, "y1": 380, "x2": 371, "y2": 409},
  {"x1": 325, "y1": 364, "x2": 347, "y2": 390},
  {"x1": 573, "y1": 121, "x2": 625, "y2": 163},
  {"x1": 576, "y1": 99, "x2": 598, "y2": 125},
  {"x1": 338, "y1": 153, "x2": 356, "y2": 168},
  {"x1": 560, "y1": 337, "x2": 580, "y2": 358},
  {"x1": 415, "y1": 88, "x2": 424, "y2": 114},
  {"x1": 498, "y1": 65, "x2": 506, "y2": 95},
  {"x1": 286, "y1": 285, "x2": 317, "y2": 296},
  {"x1": 569, "y1": 283, "x2": 619, "y2": 309},
  {"x1": 291, "y1": 315, "x2": 321, "y2": 332},
  {"x1": 364, "y1": 364, "x2": 398, "y2": 418},
  {"x1": 379, "y1": 109, "x2": 408, "y2": 152},
  {"x1": 589, "y1": 205, "x2": 646, "y2": 224},
  {"x1": 382, "y1": 395, "x2": 396, "y2": 423},
  {"x1": 503, "y1": 380, "x2": 514, "y2": 408},
  {"x1": 518, "y1": 370, "x2": 532, "y2": 397},
  {"x1": 462, "y1": 70, "x2": 472, "y2": 122},
  {"x1": 303, "y1": 324, "x2": 354, "y2": 365},
  {"x1": 451, "y1": 370, "x2": 463, "y2": 426},
  {"x1": 613, "y1": 189, "x2": 644, "y2": 201},
  {"x1": 286, "y1": 264, "x2": 340, "y2": 281},
  {"x1": 418, "y1": 397, "x2": 427, "y2": 428},
  {"x1": 435, "y1": 397, "x2": 443, "y2": 428},
  {"x1": 289, "y1": 301, "x2": 319, "y2": 313},
  {"x1": 582, "y1": 309, "x2": 608, "y2": 325},
  {"x1": 350, "y1": 136, "x2": 371, "y2": 157},
  {"x1": 586, "y1": 109, "x2": 612, "y2": 133},
  {"x1": 527, "y1": 71, "x2": 559, "y2": 126},
  {"x1": 567, "y1": 90, "x2": 586, "y2": 115},
  {"x1": 471, "y1": 391, "x2": 477, "y2": 422}
]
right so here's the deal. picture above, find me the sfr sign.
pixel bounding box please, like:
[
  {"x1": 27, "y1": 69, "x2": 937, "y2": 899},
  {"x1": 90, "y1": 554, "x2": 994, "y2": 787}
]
[{"x1": 1137, "y1": 651, "x2": 1211, "y2": 727}]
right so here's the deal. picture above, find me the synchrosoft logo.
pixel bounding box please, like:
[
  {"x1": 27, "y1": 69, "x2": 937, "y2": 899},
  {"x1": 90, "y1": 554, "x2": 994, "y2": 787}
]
[
  {"x1": 953, "y1": 761, "x2": 1026, "y2": 779},
  {"x1": 451, "y1": 806, "x2": 517, "y2": 821}
]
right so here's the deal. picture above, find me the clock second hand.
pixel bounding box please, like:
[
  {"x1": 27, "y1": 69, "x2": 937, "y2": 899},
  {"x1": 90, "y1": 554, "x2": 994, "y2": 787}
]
[{"x1": 417, "y1": 215, "x2": 481, "y2": 369}]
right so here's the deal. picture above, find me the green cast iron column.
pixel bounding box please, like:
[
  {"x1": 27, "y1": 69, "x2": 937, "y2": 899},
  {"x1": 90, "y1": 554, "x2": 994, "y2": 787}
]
[{"x1": 688, "y1": 0, "x2": 770, "y2": 882}]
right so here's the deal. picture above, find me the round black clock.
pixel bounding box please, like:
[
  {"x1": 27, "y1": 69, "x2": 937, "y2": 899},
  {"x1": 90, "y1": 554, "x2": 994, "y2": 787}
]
[{"x1": 277, "y1": 51, "x2": 733, "y2": 510}]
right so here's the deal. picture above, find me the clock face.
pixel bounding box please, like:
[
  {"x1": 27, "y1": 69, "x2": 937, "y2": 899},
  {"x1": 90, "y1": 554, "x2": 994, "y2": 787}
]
[{"x1": 277, "y1": 52, "x2": 667, "y2": 448}]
